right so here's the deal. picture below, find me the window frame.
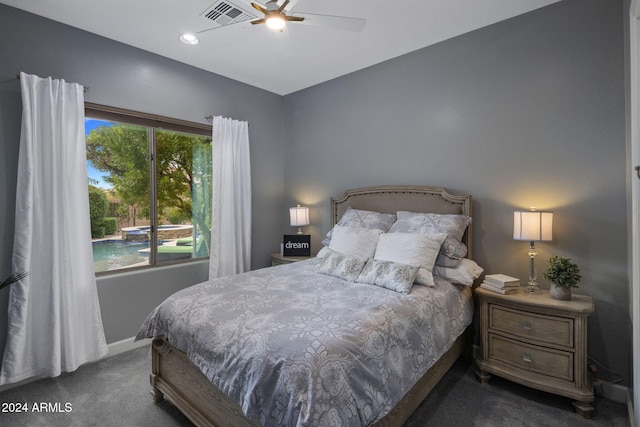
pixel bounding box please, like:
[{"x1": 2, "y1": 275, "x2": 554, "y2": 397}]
[{"x1": 85, "y1": 103, "x2": 213, "y2": 275}]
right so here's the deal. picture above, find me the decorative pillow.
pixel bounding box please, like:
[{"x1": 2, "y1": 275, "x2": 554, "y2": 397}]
[
  {"x1": 322, "y1": 207, "x2": 396, "y2": 246},
  {"x1": 329, "y1": 225, "x2": 383, "y2": 259},
  {"x1": 315, "y1": 245, "x2": 331, "y2": 259},
  {"x1": 316, "y1": 247, "x2": 368, "y2": 282},
  {"x1": 357, "y1": 259, "x2": 419, "y2": 294},
  {"x1": 433, "y1": 258, "x2": 484, "y2": 287},
  {"x1": 373, "y1": 232, "x2": 446, "y2": 287},
  {"x1": 389, "y1": 211, "x2": 471, "y2": 263}
]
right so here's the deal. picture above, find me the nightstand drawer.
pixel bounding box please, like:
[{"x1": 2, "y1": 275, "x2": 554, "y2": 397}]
[
  {"x1": 489, "y1": 305, "x2": 573, "y2": 348},
  {"x1": 490, "y1": 334, "x2": 574, "y2": 381}
]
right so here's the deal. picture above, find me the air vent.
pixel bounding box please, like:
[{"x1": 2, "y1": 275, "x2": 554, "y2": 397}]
[{"x1": 200, "y1": 0, "x2": 259, "y2": 28}]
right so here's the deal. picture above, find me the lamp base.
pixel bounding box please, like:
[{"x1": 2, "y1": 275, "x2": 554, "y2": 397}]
[
  {"x1": 526, "y1": 242, "x2": 541, "y2": 294},
  {"x1": 526, "y1": 283, "x2": 541, "y2": 294}
]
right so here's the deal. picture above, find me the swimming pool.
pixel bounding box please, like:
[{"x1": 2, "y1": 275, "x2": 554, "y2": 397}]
[{"x1": 92, "y1": 240, "x2": 149, "y2": 272}]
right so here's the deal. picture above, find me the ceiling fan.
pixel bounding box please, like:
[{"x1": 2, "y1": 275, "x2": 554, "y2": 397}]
[
  {"x1": 250, "y1": 0, "x2": 303, "y2": 30},
  {"x1": 199, "y1": 0, "x2": 366, "y2": 34},
  {"x1": 251, "y1": 0, "x2": 366, "y2": 32}
]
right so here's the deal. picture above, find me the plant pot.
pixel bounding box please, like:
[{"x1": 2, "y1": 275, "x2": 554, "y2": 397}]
[{"x1": 550, "y1": 283, "x2": 571, "y2": 301}]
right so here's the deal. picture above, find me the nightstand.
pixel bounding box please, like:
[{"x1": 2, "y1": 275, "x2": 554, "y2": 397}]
[
  {"x1": 475, "y1": 287, "x2": 595, "y2": 418},
  {"x1": 270, "y1": 253, "x2": 315, "y2": 266}
]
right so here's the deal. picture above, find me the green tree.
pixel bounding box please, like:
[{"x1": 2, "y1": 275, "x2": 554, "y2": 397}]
[
  {"x1": 86, "y1": 123, "x2": 212, "y2": 253},
  {"x1": 86, "y1": 125, "x2": 149, "y2": 223},
  {"x1": 88, "y1": 185, "x2": 109, "y2": 238},
  {"x1": 156, "y1": 130, "x2": 197, "y2": 223}
]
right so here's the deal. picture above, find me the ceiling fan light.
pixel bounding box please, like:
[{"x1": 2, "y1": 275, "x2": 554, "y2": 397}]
[
  {"x1": 179, "y1": 33, "x2": 199, "y2": 45},
  {"x1": 266, "y1": 16, "x2": 285, "y2": 30}
]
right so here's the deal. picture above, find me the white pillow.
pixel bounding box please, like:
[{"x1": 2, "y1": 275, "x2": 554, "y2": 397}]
[
  {"x1": 373, "y1": 232, "x2": 446, "y2": 287},
  {"x1": 357, "y1": 259, "x2": 419, "y2": 294},
  {"x1": 433, "y1": 258, "x2": 484, "y2": 287},
  {"x1": 329, "y1": 225, "x2": 383, "y2": 259}
]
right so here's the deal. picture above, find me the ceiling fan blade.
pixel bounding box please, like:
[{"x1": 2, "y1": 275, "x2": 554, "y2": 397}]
[
  {"x1": 285, "y1": 15, "x2": 304, "y2": 23},
  {"x1": 277, "y1": 0, "x2": 290, "y2": 13},
  {"x1": 281, "y1": 0, "x2": 300, "y2": 11},
  {"x1": 250, "y1": 18, "x2": 267, "y2": 25},
  {"x1": 292, "y1": 13, "x2": 366, "y2": 32},
  {"x1": 251, "y1": 2, "x2": 267, "y2": 15}
]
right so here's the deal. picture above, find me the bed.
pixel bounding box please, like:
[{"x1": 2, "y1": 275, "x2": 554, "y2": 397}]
[{"x1": 137, "y1": 185, "x2": 478, "y2": 427}]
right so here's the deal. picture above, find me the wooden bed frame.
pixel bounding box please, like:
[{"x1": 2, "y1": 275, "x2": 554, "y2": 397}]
[{"x1": 149, "y1": 185, "x2": 473, "y2": 427}]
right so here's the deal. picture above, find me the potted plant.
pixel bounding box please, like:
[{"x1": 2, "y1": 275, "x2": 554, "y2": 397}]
[{"x1": 543, "y1": 256, "x2": 581, "y2": 300}]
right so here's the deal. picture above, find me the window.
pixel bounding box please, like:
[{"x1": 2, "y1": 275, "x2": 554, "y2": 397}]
[{"x1": 85, "y1": 104, "x2": 212, "y2": 274}]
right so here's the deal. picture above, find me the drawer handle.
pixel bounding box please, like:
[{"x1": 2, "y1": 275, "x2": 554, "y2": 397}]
[
  {"x1": 523, "y1": 321, "x2": 532, "y2": 331},
  {"x1": 522, "y1": 353, "x2": 533, "y2": 363}
]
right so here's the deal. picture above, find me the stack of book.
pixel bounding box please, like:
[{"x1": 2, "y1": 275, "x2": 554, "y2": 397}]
[{"x1": 480, "y1": 274, "x2": 520, "y2": 294}]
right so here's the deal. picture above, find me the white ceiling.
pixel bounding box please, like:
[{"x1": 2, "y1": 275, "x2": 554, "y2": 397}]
[{"x1": 1, "y1": 0, "x2": 559, "y2": 95}]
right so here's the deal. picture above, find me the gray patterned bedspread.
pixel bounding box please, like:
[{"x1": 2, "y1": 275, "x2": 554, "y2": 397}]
[{"x1": 136, "y1": 258, "x2": 473, "y2": 427}]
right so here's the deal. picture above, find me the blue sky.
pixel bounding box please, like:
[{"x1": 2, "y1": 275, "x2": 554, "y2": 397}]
[{"x1": 85, "y1": 118, "x2": 112, "y2": 189}]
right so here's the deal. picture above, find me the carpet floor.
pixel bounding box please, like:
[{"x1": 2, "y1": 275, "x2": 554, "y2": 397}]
[{"x1": 0, "y1": 346, "x2": 629, "y2": 426}]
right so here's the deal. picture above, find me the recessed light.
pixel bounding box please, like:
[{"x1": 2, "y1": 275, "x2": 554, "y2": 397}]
[{"x1": 179, "y1": 33, "x2": 199, "y2": 45}]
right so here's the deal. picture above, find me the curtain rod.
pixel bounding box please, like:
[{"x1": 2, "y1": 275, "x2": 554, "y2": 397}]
[
  {"x1": 16, "y1": 73, "x2": 89, "y2": 93},
  {"x1": 204, "y1": 115, "x2": 250, "y2": 126}
]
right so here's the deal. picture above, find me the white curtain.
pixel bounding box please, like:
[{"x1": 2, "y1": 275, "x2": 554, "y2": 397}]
[
  {"x1": 0, "y1": 73, "x2": 108, "y2": 385},
  {"x1": 209, "y1": 116, "x2": 252, "y2": 279}
]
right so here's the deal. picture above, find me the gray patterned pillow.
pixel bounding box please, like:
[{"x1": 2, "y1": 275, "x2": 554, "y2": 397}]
[
  {"x1": 389, "y1": 211, "x2": 471, "y2": 263},
  {"x1": 316, "y1": 247, "x2": 369, "y2": 282},
  {"x1": 435, "y1": 252, "x2": 464, "y2": 268},
  {"x1": 357, "y1": 259, "x2": 419, "y2": 294},
  {"x1": 322, "y1": 207, "x2": 396, "y2": 246}
]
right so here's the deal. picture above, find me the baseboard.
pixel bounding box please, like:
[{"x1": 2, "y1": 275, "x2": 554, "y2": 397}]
[
  {"x1": 0, "y1": 336, "x2": 150, "y2": 393},
  {"x1": 0, "y1": 373, "x2": 42, "y2": 393},
  {"x1": 106, "y1": 336, "x2": 152, "y2": 357},
  {"x1": 597, "y1": 380, "x2": 629, "y2": 404}
]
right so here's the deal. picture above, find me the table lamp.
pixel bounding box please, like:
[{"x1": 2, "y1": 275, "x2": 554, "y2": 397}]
[
  {"x1": 290, "y1": 205, "x2": 309, "y2": 235},
  {"x1": 513, "y1": 209, "x2": 553, "y2": 294}
]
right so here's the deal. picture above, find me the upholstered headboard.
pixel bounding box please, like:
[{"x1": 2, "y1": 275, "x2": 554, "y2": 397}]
[{"x1": 330, "y1": 185, "x2": 473, "y2": 258}]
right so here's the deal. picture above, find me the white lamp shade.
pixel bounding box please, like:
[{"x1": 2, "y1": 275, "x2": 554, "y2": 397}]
[
  {"x1": 513, "y1": 210, "x2": 553, "y2": 241},
  {"x1": 290, "y1": 206, "x2": 310, "y2": 227}
]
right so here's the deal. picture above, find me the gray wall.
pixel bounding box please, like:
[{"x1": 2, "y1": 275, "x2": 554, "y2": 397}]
[
  {"x1": 0, "y1": 5, "x2": 285, "y2": 351},
  {"x1": 284, "y1": 0, "x2": 630, "y2": 384}
]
